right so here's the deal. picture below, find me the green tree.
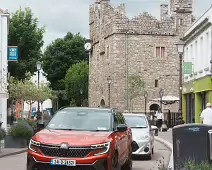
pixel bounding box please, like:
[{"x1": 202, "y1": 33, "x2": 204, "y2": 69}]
[
  {"x1": 8, "y1": 7, "x2": 45, "y2": 80},
  {"x1": 128, "y1": 75, "x2": 145, "y2": 111},
  {"x1": 8, "y1": 73, "x2": 54, "y2": 119},
  {"x1": 64, "y1": 61, "x2": 89, "y2": 106},
  {"x1": 42, "y1": 32, "x2": 88, "y2": 90}
]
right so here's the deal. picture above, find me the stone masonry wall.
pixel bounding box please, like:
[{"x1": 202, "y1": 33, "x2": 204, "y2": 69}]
[{"x1": 89, "y1": 0, "x2": 194, "y2": 112}]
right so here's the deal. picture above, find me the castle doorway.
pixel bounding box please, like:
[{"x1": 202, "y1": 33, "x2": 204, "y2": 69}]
[
  {"x1": 149, "y1": 104, "x2": 159, "y2": 111},
  {"x1": 100, "y1": 99, "x2": 106, "y2": 107}
]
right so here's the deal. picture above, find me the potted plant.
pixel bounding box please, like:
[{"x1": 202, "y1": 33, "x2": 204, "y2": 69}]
[{"x1": 4, "y1": 122, "x2": 33, "y2": 148}]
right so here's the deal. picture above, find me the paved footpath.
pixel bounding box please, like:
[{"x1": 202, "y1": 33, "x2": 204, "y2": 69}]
[
  {"x1": 157, "y1": 129, "x2": 174, "y2": 169},
  {"x1": 0, "y1": 141, "x2": 170, "y2": 170},
  {"x1": 158, "y1": 129, "x2": 173, "y2": 144}
]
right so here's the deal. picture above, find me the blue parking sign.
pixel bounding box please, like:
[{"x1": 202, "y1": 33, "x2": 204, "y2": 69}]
[{"x1": 8, "y1": 46, "x2": 18, "y2": 61}]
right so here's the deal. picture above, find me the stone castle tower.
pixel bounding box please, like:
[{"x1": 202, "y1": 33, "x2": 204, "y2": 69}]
[{"x1": 88, "y1": 0, "x2": 194, "y2": 112}]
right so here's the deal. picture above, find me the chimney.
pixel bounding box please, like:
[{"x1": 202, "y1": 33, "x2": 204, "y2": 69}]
[{"x1": 160, "y1": 4, "x2": 168, "y2": 19}]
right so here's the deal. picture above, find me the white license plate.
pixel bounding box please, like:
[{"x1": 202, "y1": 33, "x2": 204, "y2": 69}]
[{"x1": 50, "y1": 159, "x2": 76, "y2": 166}]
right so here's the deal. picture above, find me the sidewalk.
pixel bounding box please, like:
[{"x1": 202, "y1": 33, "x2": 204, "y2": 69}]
[
  {"x1": 158, "y1": 129, "x2": 173, "y2": 143},
  {"x1": 0, "y1": 148, "x2": 27, "y2": 158},
  {"x1": 155, "y1": 128, "x2": 174, "y2": 170}
]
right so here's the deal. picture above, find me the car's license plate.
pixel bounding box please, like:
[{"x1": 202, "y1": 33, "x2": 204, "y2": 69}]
[{"x1": 50, "y1": 159, "x2": 76, "y2": 166}]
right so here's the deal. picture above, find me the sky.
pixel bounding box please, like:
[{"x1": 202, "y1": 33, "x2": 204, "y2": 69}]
[{"x1": 1, "y1": 0, "x2": 212, "y2": 50}]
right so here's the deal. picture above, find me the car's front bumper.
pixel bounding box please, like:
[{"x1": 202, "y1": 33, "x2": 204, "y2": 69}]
[
  {"x1": 131, "y1": 140, "x2": 152, "y2": 156},
  {"x1": 27, "y1": 150, "x2": 109, "y2": 170}
]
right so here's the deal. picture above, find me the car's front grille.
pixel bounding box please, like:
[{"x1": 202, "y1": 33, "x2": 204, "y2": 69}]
[
  {"x1": 38, "y1": 144, "x2": 91, "y2": 158},
  {"x1": 132, "y1": 141, "x2": 139, "y2": 152},
  {"x1": 32, "y1": 163, "x2": 96, "y2": 170}
]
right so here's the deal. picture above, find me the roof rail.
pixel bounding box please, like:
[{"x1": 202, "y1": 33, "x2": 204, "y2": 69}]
[{"x1": 58, "y1": 106, "x2": 69, "y2": 111}]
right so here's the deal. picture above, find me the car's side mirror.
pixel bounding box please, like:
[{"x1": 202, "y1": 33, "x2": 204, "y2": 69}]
[{"x1": 116, "y1": 124, "x2": 128, "y2": 132}]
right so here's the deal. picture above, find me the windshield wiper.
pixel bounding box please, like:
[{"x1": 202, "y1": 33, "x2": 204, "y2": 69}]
[
  {"x1": 131, "y1": 126, "x2": 147, "y2": 128},
  {"x1": 50, "y1": 128, "x2": 73, "y2": 131},
  {"x1": 90, "y1": 130, "x2": 109, "y2": 132}
]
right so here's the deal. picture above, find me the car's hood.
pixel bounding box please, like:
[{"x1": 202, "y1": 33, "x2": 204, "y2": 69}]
[
  {"x1": 131, "y1": 128, "x2": 149, "y2": 138},
  {"x1": 33, "y1": 129, "x2": 112, "y2": 146}
]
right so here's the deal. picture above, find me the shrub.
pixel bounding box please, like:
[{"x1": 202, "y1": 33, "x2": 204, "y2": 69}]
[
  {"x1": 8, "y1": 123, "x2": 33, "y2": 139},
  {"x1": 0, "y1": 128, "x2": 6, "y2": 141},
  {"x1": 184, "y1": 160, "x2": 212, "y2": 170},
  {"x1": 25, "y1": 119, "x2": 36, "y2": 127},
  {"x1": 157, "y1": 159, "x2": 212, "y2": 170}
]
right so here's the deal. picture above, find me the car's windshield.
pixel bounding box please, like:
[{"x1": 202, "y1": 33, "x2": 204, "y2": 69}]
[
  {"x1": 124, "y1": 115, "x2": 148, "y2": 128},
  {"x1": 46, "y1": 109, "x2": 112, "y2": 131}
]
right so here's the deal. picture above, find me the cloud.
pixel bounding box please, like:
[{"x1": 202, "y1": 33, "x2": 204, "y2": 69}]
[{"x1": 1, "y1": 0, "x2": 211, "y2": 48}]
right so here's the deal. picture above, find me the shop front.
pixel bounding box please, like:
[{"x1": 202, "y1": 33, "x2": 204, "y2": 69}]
[{"x1": 182, "y1": 75, "x2": 212, "y2": 123}]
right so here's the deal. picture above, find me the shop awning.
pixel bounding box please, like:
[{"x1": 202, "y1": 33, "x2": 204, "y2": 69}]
[{"x1": 150, "y1": 95, "x2": 179, "y2": 105}]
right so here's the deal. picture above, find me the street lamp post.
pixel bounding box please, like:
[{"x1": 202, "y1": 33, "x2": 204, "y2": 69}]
[
  {"x1": 36, "y1": 61, "x2": 42, "y2": 113},
  {"x1": 159, "y1": 88, "x2": 164, "y2": 111},
  {"x1": 80, "y1": 89, "x2": 83, "y2": 107},
  {"x1": 144, "y1": 91, "x2": 148, "y2": 115},
  {"x1": 176, "y1": 39, "x2": 185, "y2": 116},
  {"x1": 107, "y1": 76, "x2": 112, "y2": 108}
]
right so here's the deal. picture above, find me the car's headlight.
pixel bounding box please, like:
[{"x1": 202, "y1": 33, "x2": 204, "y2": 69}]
[
  {"x1": 91, "y1": 142, "x2": 111, "y2": 156},
  {"x1": 136, "y1": 134, "x2": 150, "y2": 141},
  {"x1": 29, "y1": 139, "x2": 40, "y2": 153}
]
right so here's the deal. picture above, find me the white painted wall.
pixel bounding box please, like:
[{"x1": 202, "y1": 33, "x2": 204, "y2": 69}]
[
  {"x1": 184, "y1": 6, "x2": 212, "y2": 82},
  {"x1": 0, "y1": 11, "x2": 9, "y2": 130}
]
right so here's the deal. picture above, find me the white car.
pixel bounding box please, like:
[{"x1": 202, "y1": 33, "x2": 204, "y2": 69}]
[{"x1": 123, "y1": 113, "x2": 155, "y2": 160}]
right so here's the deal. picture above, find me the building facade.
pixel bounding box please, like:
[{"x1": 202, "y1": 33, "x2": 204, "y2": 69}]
[
  {"x1": 182, "y1": 6, "x2": 212, "y2": 123},
  {"x1": 0, "y1": 9, "x2": 9, "y2": 130},
  {"x1": 89, "y1": 0, "x2": 194, "y2": 112}
]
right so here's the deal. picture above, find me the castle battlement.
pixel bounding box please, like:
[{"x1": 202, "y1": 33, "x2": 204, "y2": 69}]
[{"x1": 89, "y1": 1, "x2": 182, "y2": 44}]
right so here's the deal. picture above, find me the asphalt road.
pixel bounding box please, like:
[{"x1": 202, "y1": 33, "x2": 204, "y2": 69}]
[{"x1": 0, "y1": 141, "x2": 170, "y2": 170}]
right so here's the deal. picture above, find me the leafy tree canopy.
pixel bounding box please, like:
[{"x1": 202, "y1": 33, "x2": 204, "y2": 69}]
[
  {"x1": 42, "y1": 32, "x2": 88, "y2": 90},
  {"x1": 8, "y1": 72, "x2": 55, "y2": 119},
  {"x1": 64, "y1": 61, "x2": 89, "y2": 106},
  {"x1": 128, "y1": 75, "x2": 145, "y2": 100},
  {"x1": 8, "y1": 7, "x2": 45, "y2": 80}
]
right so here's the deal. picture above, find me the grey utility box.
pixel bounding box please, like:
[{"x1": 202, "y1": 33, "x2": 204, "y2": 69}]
[{"x1": 173, "y1": 124, "x2": 212, "y2": 170}]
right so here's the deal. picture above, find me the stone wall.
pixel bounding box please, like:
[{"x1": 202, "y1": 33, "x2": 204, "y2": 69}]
[{"x1": 89, "y1": 0, "x2": 194, "y2": 112}]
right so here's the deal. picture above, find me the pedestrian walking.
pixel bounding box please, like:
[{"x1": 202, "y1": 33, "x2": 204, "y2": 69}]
[
  {"x1": 200, "y1": 103, "x2": 212, "y2": 125},
  {"x1": 155, "y1": 108, "x2": 164, "y2": 131}
]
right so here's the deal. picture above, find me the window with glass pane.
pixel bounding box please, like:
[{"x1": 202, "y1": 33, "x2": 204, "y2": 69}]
[
  {"x1": 124, "y1": 115, "x2": 147, "y2": 128},
  {"x1": 161, "y1": 47, "x2": 165, "y2": 57},
  {"x1": 156, "y1": 47, "x2": 160, "y2": 57},
  {"x1": 47, "y1": 109, "x2": 112, "y2": 131},
  {"x1": 156, "y1": 47, "x2": 165, "y2": 57}
]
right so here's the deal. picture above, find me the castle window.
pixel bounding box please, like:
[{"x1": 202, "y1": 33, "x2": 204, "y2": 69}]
[
  {"x1": 156, "y1": 47, "x2": 165, "y2": 57},
  {"x1": 179, "y1": 19, "x2": 183, "y2": 25},
  {"x1": 155, "y1": 80, "x2": 158, "y2": 87},
  {"x1": 107, "y1": 46, "x2": 109, "y2": 58}
]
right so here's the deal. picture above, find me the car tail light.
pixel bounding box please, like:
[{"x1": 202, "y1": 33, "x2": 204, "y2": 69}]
[{"x1": 91, "y1": 142, "x2": 111, "y2": 156}]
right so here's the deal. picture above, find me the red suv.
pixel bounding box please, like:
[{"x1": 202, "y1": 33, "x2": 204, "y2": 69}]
[{"x1": 27, "y1": 107, "x2": 132, "y2": 170}]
